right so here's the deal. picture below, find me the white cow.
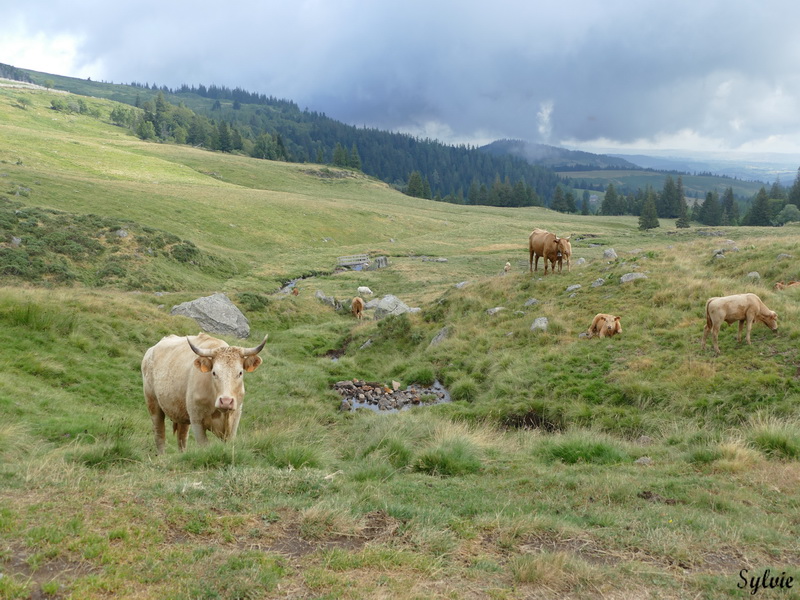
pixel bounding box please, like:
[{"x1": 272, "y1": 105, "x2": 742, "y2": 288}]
[
  {"x1": 357, "y1": 286, "x2": 374, "y2": 296},
  {"x1": 142, "y1": 333, "x2": 267, "y2": 453},
  {"x1": 702, "y1": 293, "x2": 778, "y2": 355}
]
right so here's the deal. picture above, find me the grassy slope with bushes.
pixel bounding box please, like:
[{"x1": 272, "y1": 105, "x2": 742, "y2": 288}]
[{"x1": 2, "y1": 84, "x2": 800, "y2": 599}]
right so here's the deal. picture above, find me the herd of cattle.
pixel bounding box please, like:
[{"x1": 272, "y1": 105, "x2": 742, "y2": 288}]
[{"x1": 141, "y1": 226, "x2": 784, "y2": 454}]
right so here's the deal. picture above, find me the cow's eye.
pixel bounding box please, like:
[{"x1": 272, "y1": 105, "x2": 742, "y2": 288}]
[
  {"x1": 212, "y1": 371, "x2": 217, "y2": 377},
  {"x1": 238, "y1": 371, "x2": 243, "y2": 377}
]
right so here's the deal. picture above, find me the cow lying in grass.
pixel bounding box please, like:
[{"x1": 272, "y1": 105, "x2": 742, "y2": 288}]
[
  {"x1": 774, "y1": 281, "x2": 800, "y2": 290},
  {"x1": 586, "y1": 313, "x2": 622, "y2": 339},
  {"x1": 702, "y1": 293, "x2": 778, "y2": 355}
]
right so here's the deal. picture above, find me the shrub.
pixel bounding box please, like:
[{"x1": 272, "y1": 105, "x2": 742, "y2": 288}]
[
  {"x1": 414, "y1": 439, "x2": 481, "y2": 476},
  {"x1": 540, "y1": 434, "x2": 628, "y2": 465},
  {"x1": 450, "y1": 377, "x2": 478, "y2": 402}
]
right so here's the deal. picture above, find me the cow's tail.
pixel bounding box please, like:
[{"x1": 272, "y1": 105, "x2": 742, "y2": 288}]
[{"x1": 704, "y1": 298, "x2": 713, "y2": 329}]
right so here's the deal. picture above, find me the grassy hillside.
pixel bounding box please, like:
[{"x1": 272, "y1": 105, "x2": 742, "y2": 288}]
[{"x1": 2, "y1": 84, "x2": 800, "y2": 599}]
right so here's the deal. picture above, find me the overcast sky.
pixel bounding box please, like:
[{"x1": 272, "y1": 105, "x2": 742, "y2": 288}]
[{"x1": 3, "y1": 1, "x2": 800, "y2": 156}]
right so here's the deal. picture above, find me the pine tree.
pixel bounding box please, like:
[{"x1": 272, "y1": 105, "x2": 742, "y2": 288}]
[
  {"x1": 348, "y1": 143, "x2": 361, "y2": 170},
  {"x1": 721, "y1": 187, "x2": 739, "y2": 225},
  {"x1": 406, "y1": 171, "x2": 425, "y2": 198},
  {"x1": 549, "y1": 186, "x2": 566, "y2": 212},
  {"x1": 675, "y1": 192, "x2": 691, "y2": 228},
  {"x1": 638, "y1": 192, "x2": 660, "y2": 230},
  {"x1": 600, "y1": 184, "x2": 620, "y2": 215},
  {"x1": 744, "y1": 187, "x2": 772, "y2": 226},
  {"x1": 564, "y1": 190, "x2": 577, "y2": 213},
  {"x1": 788, "y1": 167, "x2": 800, "y2": 207}
]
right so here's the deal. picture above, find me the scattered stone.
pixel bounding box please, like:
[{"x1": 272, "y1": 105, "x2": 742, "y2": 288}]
[
  {"x1": 591, "y1": 278, "x2": 605, "y2": 288},
  {"x1": 115, "y1": 229, "x2": 128, "y2": 238},
  {"x1": 634, "y1": 456, "x2": 654, "y2": 466},
  {"x1": 422, "y1": 257, "x2": 448, "y2": 262},
  {"x1": 777, "y1": 253, "x2": 792, "y2": 261},
  {"x1": 373, "y1": 295, "x2": 419, "y2": 319},
  {"x1": 334, "y1": 379, "x2": 451, "y2": 412},
  {"x1": 455, "y1": 281, "x2": 470, "y2": 289},
  {"x1": 636, "y1": 435, "x2": 653, "y2": 445},
  {"x1": 487, "y1": 307, "x2": 505, "y2": 316},
  {"x1": 565, "y1": 284, "x2": 582, "y2": 293},
  {"x1": 574, "y1": 257, "x2": 586, "y2": 266},
  {"x1": 315, "y1": 290, "x2": 343, "y2": 311},
  {"x1": 10, "y1": 236, "x2": 21, "y2": 247},
  {"x1": 365, "y1": 256, "x2": 389, "y2": 270},
  {"x1": 620, "y1": 272, "x2": 647, "y2": 283},
  {"x1": 170, "y1": 293, "x2": 250, "y2": 338},
  {"x1": 429, "y1": 326, "x2": 450, "y2": 347},
  {"x1": 578, "y1": 332, "x2": 590, "y2": 339},
  {"x1": 524, "y1": 298, "x2": 539, "y2": 306},
  {"x1": 603, "y1": 248, "x2": 618, "y2": 260},
  {"x1": 359, "y1": 338, "x2": 373, "y2": 350},
  {"x1": 638, "y1": 490, "x2": 677, "y2": 505},
  {"x1": 746, "y1": 271, "x2": 761, "y2": 281},
  {"x1": 531, "y1": 317, "x2": 549, "y2": 332}
]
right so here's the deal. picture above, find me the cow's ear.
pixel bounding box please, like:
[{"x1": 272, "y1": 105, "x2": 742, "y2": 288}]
[
  {"x1": 614, "y1": 316, "x2": 620, "y2": 321},
  {"x1": 194, "y1": 357, "x2": 213, "y2": 373},
  {"x1": 243, "y1": 355, "x2": 263, "y2": 372}
]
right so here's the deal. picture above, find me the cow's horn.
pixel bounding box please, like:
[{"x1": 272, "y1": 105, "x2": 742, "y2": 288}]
[
  {"x1": 187, "y1": 337, "x2": 216, "y2": 357},
  {"x1": 241, "y1": 334, "x2": 269, "y2": 356}
]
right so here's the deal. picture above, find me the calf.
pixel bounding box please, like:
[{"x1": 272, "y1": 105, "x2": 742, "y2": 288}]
[
  {"x1": 702, "y1": 293, "x2": 778, "y2": 355},
  {"x1": 586, "y1": 314, "x2": 622, "y2": 339}
]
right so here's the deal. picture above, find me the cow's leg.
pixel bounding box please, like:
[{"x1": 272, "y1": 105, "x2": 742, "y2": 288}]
[
  {"x1": 191, "y1": 422, "x2": 209, "y2": 446},
  {"x1": 745, "y1": 317, "x2": 754, "y2": 344},
  {"x1": 737, "y1": 319, "x2": 745, "y2": 343},
  {"x1": 176, "y1": 423, "x2": 190, "y2": 452},
  {"x1": 534, "y1": 254, "x2": 539, "y2": 272},
  {"x1": 146, "y1": 396, "x2": 166, "y2": 455},
  {"x1": 701, "y1": 323, "x2": 709, "y2": 350},
  {"x1": 713, "y1": 324, "x2": 721, "y2": 355},
  {"x1": 529, "y1": 248, "x2": 534, "y2": 273}
]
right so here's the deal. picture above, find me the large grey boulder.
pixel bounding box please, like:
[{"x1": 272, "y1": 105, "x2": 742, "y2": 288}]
[
  {"x1": 373, "y1": 294, "x2": 419, "y2": 319},
  {"x1": 170, "y1": 293, "x2": 250, "y2": 338}
]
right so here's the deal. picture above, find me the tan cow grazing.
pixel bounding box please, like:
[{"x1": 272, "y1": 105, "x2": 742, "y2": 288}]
[
  {"x1": 504, "y1": 261, "x2": 511, "y2": 275},
  {"x1": 351, "y1": 296, "x2": 365, "y2": 320},
  {"x1": 702, "y1": 293, "x2": 778, "y2": 355},
  {"x1": 774, "y1": 281, "x2": 800, "y2": 290},
  {"x1": 142, "y1": 332, "x2": 267, "y2": 454},
  {"x1": 586, "y1": 313, "x2": 622, "y2": 338},
  {"x1": 529, "y1": 228, "x2": 564, "y2": 274}
]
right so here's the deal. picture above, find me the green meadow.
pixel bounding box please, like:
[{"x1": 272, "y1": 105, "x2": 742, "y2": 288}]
[{"x1": 2, "y1": 85, "x2": 800, "y2": 599}]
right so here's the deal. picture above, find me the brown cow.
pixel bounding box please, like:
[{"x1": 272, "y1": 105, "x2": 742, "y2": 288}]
[
  {"x1": 774, "y1": 281, "x2": 800, "y2": 290},
  {"x1": 351, "y1": 296, "x2": 365, "y2": 320},
  {"x1": 701, "y1": 293, "x2": 778, "y2": 355},
  {"x1": 586, "y1": 313, "x2": 622, "y2": 338},
  {"x1": 142, "y1": 333, "x2": 267, "y2": 454},
  {"x1": 529, "y1": 228, "x2": 571, "y2": 274}
]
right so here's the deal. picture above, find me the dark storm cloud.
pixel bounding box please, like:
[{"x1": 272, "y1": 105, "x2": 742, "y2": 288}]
[{"x1": 5, "y1": 0, "x2": 800, "y2": 151}]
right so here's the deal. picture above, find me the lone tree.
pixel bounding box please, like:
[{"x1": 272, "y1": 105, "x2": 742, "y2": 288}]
[{"x1": 638, "y1": 192, "x2": 660, "y2": 230}]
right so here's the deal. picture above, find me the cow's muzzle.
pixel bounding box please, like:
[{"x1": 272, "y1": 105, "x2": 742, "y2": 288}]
[{"x1": 217, "y1": 397, "x2": 236, "y2": 411}]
